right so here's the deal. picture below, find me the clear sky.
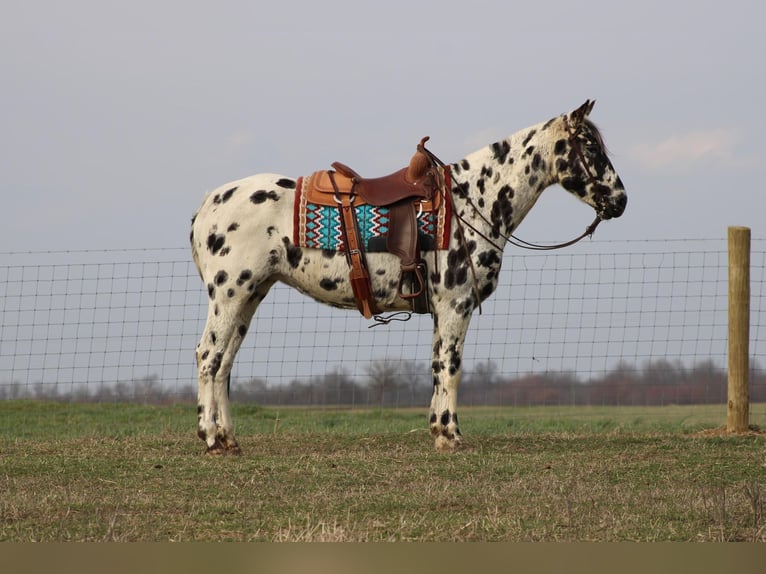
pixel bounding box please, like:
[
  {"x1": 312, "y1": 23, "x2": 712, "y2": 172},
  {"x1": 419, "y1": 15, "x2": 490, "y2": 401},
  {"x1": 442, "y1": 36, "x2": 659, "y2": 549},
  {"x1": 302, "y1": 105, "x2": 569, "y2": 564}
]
[{"x1": 1, "y1": 0, "x2": 764, "y2": 252}]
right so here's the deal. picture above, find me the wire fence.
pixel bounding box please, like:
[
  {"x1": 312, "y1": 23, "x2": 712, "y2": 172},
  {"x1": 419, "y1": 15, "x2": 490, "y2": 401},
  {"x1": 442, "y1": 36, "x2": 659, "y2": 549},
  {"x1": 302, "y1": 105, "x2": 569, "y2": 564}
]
[{"x1": 1, "y1": 238, "x2": 765, "y2": 409}]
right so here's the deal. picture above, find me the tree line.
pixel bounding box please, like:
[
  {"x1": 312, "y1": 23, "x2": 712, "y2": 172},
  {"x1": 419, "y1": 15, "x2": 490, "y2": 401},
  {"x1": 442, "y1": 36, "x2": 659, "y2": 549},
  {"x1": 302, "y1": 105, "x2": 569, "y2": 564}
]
[{"x1": 4, "y1": 358, "x2": 765, "y2": 407}]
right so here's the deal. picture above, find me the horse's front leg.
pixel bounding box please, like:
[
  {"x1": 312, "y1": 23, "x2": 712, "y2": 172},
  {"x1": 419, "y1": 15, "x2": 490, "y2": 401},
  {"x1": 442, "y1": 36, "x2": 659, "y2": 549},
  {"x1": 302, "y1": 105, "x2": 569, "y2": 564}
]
[{"x1": 429, "y1": 311, "x2": 471, "y2": 451}]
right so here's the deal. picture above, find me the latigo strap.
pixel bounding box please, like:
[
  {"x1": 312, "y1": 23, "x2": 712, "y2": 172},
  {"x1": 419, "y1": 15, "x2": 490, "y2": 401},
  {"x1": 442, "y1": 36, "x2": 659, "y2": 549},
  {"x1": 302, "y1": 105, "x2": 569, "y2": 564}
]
[{"x1": 330, "y1": 171, "x2": 379, "y2": 319}]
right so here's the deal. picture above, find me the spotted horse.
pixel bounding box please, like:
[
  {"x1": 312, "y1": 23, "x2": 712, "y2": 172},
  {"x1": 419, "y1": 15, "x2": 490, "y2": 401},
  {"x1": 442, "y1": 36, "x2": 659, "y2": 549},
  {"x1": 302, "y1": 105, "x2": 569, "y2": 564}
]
[{"x1": 190, "y1": 100, "x2": 627, "y2": 454}]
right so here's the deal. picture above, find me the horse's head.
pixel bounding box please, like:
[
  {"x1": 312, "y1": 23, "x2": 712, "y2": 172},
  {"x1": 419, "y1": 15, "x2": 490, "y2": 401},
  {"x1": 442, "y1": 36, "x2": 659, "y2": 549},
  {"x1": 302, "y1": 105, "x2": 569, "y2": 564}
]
[{"x1": 555, "y1": 100, "x2": 627, "y2": 220}]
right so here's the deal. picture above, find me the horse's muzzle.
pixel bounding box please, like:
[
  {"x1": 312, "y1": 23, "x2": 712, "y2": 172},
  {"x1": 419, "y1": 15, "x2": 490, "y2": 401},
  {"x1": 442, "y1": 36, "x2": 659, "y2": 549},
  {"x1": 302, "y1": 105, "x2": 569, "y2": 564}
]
[{"x1": 599, "y1": 192, "x2": 627, "y2": 220}]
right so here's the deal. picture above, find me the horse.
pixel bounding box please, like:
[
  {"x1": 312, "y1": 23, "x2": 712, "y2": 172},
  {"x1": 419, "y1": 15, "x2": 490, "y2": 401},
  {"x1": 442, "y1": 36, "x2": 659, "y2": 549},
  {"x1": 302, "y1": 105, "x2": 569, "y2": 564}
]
[{"x1": 190, "y1": 100, "x2": 627, "y2": 454}]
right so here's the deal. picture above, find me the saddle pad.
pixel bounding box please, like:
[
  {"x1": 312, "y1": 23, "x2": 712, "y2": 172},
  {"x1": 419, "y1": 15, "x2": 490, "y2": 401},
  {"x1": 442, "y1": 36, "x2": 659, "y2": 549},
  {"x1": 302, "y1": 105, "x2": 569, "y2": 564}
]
[{"x1": 293, "y1": 175, "x2": 451, "y2": 252}]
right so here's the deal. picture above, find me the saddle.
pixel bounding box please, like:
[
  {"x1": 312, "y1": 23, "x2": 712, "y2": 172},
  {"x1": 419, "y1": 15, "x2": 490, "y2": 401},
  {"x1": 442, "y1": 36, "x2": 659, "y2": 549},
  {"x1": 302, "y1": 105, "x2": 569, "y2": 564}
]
[{"x1": 306, "y1": 137, "x2": 446, "y2": 319}]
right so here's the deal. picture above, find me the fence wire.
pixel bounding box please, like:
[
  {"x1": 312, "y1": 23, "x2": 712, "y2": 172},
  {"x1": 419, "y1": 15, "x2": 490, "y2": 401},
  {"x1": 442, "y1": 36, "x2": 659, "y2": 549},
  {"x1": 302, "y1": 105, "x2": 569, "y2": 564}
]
[{"x1": 0, "y1": 239, "x2": 764, "y2": 407}]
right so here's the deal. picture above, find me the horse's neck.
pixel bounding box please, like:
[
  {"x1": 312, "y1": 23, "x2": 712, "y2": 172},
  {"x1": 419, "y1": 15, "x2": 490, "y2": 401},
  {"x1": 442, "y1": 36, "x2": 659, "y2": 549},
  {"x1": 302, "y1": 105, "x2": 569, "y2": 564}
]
[{"x1": 454, "y1": 120, "x2": 557, "y2": 238}]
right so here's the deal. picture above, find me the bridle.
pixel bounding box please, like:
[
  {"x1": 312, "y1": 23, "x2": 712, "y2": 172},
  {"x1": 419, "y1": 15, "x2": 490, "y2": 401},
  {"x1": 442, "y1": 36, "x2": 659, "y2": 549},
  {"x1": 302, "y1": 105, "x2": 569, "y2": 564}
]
[
  {"x1": 501, "y1": 115, "x2": 603, "y2": 250},
  {"x1": 420, "y1": 117, "x2": 603, "y2": 254}
]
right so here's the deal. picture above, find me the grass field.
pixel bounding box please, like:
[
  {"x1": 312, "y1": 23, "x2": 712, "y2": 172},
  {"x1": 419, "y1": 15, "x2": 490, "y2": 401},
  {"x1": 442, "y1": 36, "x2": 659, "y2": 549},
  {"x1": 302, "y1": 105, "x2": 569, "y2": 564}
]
[{"x1": 1, "y1": 401, "x2": 765, "y2": 541}]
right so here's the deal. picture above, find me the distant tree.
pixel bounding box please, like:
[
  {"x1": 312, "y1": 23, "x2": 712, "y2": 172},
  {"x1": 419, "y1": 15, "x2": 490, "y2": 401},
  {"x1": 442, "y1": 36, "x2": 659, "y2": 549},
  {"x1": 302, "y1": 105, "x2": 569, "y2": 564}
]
[{"x1": 367, "y1": 359, "x2": 402, "y2": 407}]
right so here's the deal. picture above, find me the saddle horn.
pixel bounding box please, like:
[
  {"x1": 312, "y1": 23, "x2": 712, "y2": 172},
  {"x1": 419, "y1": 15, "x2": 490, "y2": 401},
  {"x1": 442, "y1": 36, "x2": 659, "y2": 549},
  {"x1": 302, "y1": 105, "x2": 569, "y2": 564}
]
[{"x1": 407, "y1": 136, "x2": 432, "y2": 183}]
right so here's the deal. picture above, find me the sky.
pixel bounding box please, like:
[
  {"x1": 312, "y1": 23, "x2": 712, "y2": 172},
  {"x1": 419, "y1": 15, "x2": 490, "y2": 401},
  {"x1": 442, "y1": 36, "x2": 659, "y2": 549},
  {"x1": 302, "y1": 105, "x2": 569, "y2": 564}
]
[
  {"x1": 1, "y1": 0, "x2": 765, "y2": 396},
  {"x1": 2, "y1": 0, "x2": 764, "y2": 253}
]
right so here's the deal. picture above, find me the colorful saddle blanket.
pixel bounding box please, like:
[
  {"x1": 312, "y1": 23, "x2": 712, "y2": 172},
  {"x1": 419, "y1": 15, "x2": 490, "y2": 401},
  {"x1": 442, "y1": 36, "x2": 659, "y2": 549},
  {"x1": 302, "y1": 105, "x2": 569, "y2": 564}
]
[{"x1": 293, "y1": 174, "x2": 452, "y2": 252}]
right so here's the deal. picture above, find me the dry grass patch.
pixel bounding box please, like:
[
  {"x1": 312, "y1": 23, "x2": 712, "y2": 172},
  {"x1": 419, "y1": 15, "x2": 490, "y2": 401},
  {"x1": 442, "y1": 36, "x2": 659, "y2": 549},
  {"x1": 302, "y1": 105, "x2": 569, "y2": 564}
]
[{"x1": 1, "y1": 403, "x2": 765, "y2": 541}]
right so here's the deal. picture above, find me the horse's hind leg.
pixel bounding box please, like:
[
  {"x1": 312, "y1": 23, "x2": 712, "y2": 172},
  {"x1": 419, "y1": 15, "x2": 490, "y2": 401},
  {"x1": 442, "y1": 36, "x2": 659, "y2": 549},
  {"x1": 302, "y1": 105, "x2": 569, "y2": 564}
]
[
  {"x1": 195, "y1": 282, "x2": 271, "y2": 454},
  {"x1": 196, "y1": 314, "x2": 246, "y2": 454}
]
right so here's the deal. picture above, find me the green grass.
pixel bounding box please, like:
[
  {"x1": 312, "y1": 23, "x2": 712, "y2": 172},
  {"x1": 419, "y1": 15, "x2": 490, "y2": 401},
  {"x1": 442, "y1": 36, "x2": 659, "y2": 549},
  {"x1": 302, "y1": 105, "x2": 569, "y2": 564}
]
[{"x1": 1, "y1": 401, "x2": 765, "y2": 541}]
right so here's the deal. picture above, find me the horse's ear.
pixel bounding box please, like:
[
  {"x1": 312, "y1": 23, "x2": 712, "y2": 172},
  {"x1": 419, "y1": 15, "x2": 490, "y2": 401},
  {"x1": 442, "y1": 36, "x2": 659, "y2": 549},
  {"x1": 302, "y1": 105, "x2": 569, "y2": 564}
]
[{"x1": 571, "y1": 99, "x2": 596, "y2": 123}]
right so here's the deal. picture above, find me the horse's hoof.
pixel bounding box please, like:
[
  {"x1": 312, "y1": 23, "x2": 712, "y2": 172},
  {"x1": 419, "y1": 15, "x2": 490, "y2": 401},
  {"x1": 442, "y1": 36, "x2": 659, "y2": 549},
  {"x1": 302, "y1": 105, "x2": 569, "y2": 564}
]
[
  {"x1": 434, "y1": 434, "x2": 465, "y2": 453},
  {"x1": 204, "y1": 438, "x2": 242, "y2": 456}
]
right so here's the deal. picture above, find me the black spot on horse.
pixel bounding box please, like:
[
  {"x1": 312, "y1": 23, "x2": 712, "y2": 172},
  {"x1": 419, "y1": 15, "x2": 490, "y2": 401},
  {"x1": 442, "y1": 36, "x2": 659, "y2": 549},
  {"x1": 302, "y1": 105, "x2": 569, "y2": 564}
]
[
  {"x1": 480, "y1": 282, "x2": 495, "y2": 301},
  {"x1": 532, "y1": 153, "x2": 543, "y2": 171},
  {"x1": 523, "y1": 145, "x2": 535, "y2": 158},
  {"x1": 447, "y1": 343, "x2": 461, "y2": 374},
  {"x1": 237, "y1": 269, "x2": 253, "y2": 286},
  {"x1": 454, "y1": 181, "x2": 470, "y2": 199},
  {"x1": 227, "y1": 223, "x2": 240, "y2": 232},
  {"x1": 238, "y1": 325, "x2": 247, "y2": 337},
  {"x1": 282, "y1": 237, "x2": 303, "y2": 268},
  {"x1": 227, "y1": 288, "x2": 235, "y2": 297},
  {"x1": 491, "y1": 141, "x2": 511, "y2": 164},
  {"x1": 267, "y1": 226, "x2": 277, "y2": 237},
  {"x1": 477, "y1": 250, "x2": 501, "y2": 268},
  {"x1": 440, "y1": 410, "x2": 451, "y2": 426},
  {"x1": 320, "y1": 277, "x2": 341, "y2": 291},
  {"x1": 213, "y1": 187, "x2": 237, "y2": 204},
  {"x1": 210, "y1": 352, "x2": 222, "y2": 378},
  {"x1": 561, "y1": 177, "x2": 587, "y2": 196},
  {"x1": 221, "y1": 187, "x2": 237, "y2": 202},
  {"x1": 490, "y1": 185, "x2": 514, "y2": 235},
  {"x1": 214, "y1": 270, "x2": 228, "y2": 285},
  {"x1": 321, "y1": 249, "x2": 336, "y2": 259},
  {"x1": 522, "y1": 129, "x2": 537, "y2": 146},
  {"x1": 207, "y1": 233, "x2": 225, "y2": 255},
  {"x1": 554, "y1": 139, "x2": 567, "y2": 155},
  {"x1": 219, "y1": 247, "x2": 230, "y2": 257},
  {"x1": 445, "y1": 249, "x2": 468, "y2": 289},
  {"x1": 207, "y1": 283, "x2": 215, "y2": 300},
  {"x1": 250, "y1": 190, "x2": 280, "y2": 204},
  {"x1": 276, "y1": 178, "x2": 296, "y2": 189}
]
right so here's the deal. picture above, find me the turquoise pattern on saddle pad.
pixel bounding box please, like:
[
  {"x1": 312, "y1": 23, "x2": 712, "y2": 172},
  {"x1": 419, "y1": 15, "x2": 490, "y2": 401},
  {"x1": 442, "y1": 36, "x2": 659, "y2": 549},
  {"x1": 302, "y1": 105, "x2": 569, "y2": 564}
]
[
  {"x1": 300, "y1": 202, "x2": 438, "y2": 252},
  {"x1": 303, "y1": 204, "x2": 389, "y2": 251}
]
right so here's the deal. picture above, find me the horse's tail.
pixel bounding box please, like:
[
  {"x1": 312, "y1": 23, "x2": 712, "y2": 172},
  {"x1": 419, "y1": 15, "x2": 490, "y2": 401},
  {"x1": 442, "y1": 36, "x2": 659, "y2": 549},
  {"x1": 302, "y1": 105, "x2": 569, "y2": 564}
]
[{"x1": 190, "y1": 210, "x2": 204, "y2": 280}]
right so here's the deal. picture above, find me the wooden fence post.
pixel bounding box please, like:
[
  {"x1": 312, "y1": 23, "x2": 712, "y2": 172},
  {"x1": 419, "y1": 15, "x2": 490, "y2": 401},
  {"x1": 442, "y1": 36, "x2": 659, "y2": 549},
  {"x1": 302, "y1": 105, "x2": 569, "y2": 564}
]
[{"x1": 727, "y1": 226, "x2": 750, "y2": 432}]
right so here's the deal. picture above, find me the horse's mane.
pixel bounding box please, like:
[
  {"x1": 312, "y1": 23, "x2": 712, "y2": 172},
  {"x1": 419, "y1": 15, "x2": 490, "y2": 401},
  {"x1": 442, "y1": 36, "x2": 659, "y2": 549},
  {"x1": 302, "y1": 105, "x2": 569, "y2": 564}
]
[{"x1": 584, "y1": 118, "x2": 609, "y2": 155}]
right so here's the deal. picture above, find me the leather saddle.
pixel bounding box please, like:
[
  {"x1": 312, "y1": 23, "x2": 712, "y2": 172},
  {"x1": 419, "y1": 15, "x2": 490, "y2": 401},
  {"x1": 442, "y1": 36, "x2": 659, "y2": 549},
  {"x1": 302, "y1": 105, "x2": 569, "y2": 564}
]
[{"x1": 306, "y1": 137, "x2": 444, "y2": 319}]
